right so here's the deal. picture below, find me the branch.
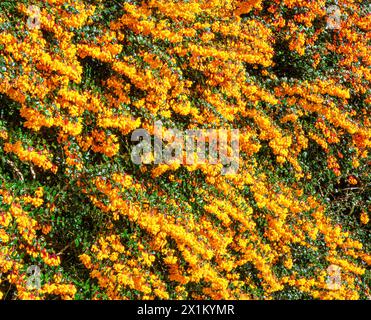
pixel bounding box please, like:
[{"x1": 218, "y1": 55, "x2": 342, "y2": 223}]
[
  {"x1": 6, "y1": 159, "x2": 24, "y2": 182},
  {"x1": 30, "y1": 164, "x2": 36, "y2": 179}
]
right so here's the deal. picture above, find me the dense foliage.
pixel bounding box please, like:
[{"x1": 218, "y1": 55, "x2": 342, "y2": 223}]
[{"x1": 0, "y1": 0, "x2": 370, "y2": 300}]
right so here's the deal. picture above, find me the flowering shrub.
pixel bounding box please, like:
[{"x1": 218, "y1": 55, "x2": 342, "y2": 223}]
[{"x1": 0, "y1": 0, "x2": 370, "y2": 300}]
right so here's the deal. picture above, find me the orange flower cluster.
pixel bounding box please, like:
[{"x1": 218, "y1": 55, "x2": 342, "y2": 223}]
[
  {"x1": 0, "y1": 187, "x2": 75, "y2": 299},
  {"x1": 0, "y1": 0, "x2": 369, "y2": 300},
  {"x1": 4, "y1": 141, "x2": 57, "y2": 173}
]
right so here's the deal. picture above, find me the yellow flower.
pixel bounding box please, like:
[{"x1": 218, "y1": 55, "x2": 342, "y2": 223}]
[{"x1": 360, "y1": 212, "x2": 369, "y2": 225}]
